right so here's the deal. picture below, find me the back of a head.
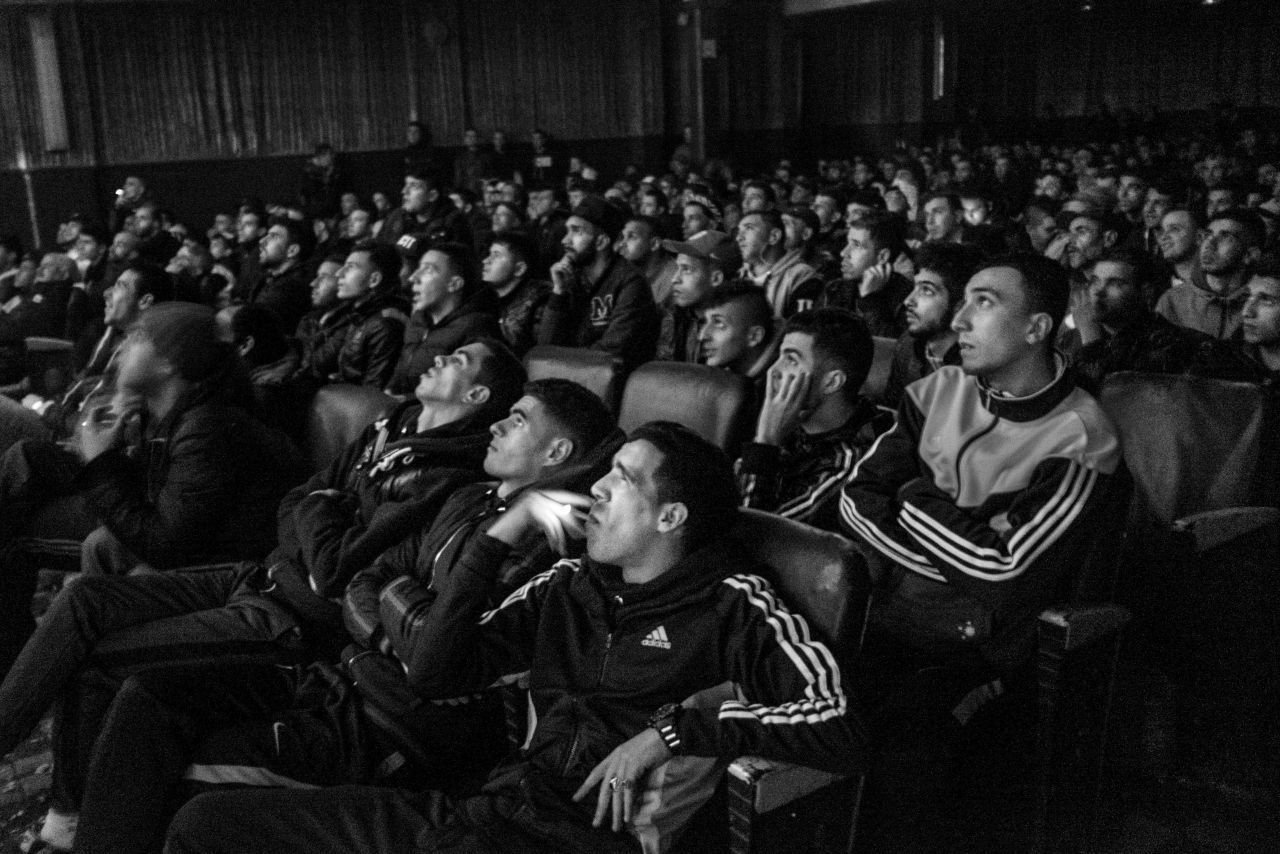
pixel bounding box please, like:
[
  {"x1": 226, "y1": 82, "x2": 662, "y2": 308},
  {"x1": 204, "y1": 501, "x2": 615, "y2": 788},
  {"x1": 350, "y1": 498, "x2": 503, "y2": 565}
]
[
  {"x1": 782, "y1": 308, "x2": 874, "y2": 400},
  {"x1": 626, "y1": 420, "x2": 739, "y2": 551},
  {"x1": 133, "y1": 301, "x2": 233, "y2": 383},
  {"x1": 468, "y1": 335, "x2": 527, "y2": 422},
  {"x1": 523, "y1": 378, "x2": 615, "y2": 463},
  {"x1": 976, "y1": 252, "x2": 1070, "y2": 340}
]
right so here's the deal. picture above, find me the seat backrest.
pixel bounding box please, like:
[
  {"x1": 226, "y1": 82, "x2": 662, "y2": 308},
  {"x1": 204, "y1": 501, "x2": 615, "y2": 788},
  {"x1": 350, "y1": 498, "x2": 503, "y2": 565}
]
[
  {"x1": 304, "y1": 384, "x2": 395, "y2": 470},
  {"x1": 860, "y1": 335, "x2": 896, "y2": 400},
  {"x1": 618, "y1": 361, "x2": 753, "y2": 451},
  {"x1": 1099, "y1": 371, "x2": 1277, "y2": 526},
  {"x1": 732, "y1": 508, "x2": 870, "y2": 658},
  {"x1": 523, "y1": 345, "x2": 625, "y2": 412},
  {"x1": 25, "y1": 336, "x2": 76, "y2": 398}
]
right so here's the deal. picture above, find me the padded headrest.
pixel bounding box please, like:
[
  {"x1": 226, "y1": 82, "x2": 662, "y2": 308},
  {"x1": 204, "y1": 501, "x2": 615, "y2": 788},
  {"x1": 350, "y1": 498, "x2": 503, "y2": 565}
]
[
  {"x1": 304, "y1": 385, "x2": 395, "y2": 470},
  {"x1": 733, "y1": 508, "x2": 869, "y2": 656},
  {"x1": 860, "y1": 335, "x2": 897, "y2": 400},
  {"x1": 618, "y1": 361, "x2": 753, "y2": 452},
  {"x1": 1100, "y1": 372, "x2": 1276, "y2": 525},
  {"x1": 524, "y1": 345, "x2": 625, "y2": 413}
]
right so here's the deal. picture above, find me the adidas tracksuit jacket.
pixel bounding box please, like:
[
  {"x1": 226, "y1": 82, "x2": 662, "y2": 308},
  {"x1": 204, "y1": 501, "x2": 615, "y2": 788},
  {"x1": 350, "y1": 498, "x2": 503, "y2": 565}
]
[{"x1": 840, "y1": 361, "x2": 1123, "y2": 671}]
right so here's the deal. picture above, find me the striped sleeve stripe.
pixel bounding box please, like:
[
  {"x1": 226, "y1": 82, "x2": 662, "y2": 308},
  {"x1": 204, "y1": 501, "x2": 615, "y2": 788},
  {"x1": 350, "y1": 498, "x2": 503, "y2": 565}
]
[
  {"x1": 719, "y1": 575, "x2": 847, "y2": 724},
  {"x1": 477, "y1": 561, "x2": 570, "y2": 625},
  {"x1": 840, "y1": 490, "x2": 944, "y2": 581},
  {"x1": 899, "y1": 463, "x2": 1097, "y2": 581},
  {"x1": 776, "y1": 444, "x2": 855, "y2": 521},
  {"x1": 836, "y1": 422, "x2": 944, "y2": 581}
]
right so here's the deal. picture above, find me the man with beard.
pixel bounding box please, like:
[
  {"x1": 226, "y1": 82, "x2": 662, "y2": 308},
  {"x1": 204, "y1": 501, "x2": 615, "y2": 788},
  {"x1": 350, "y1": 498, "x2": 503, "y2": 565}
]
[
  {"x1": 1061, "y1": 209, "x2": 1121, "y2": 274},
  {"x1": 882, "y1": 242, "x2": 981, "y2": 408},
  {"x1": 539, "y1": 196, "x2": 657, "y2": 370},
  {"x1": 735, "y1": 308, "x2": 890, "y2": 533},
  {"x1": 251, "y1": 218, "x2": 315, "y2": 334}
]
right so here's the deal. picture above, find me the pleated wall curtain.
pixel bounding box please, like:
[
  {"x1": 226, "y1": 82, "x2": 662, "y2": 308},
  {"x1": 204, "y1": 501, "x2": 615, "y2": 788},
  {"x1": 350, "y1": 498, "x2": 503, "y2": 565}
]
[{"x1": 0, "y1": 0, "x2": 663, "y2": 171}]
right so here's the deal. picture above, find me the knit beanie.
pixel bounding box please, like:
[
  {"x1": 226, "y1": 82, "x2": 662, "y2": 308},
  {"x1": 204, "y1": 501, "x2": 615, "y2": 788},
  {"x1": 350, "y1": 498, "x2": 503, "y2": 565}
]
[{"x1": 133, "y1": 302, "x2": 229, "y2": 382}]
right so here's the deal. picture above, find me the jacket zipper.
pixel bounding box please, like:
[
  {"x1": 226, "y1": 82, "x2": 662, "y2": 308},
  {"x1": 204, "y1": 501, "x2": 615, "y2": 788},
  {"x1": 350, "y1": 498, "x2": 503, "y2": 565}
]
[
  {"x1": 953, "y1": 417, "x2": 998, "y2": 499},
  {"x1": 563, "y1": 629, "x2": 614, "y2": 776}
]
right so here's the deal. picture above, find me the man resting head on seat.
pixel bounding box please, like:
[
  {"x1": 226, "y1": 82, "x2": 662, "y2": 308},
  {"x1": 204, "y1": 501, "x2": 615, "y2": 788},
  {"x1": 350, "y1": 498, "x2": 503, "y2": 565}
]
[
  {"x1": 736, "y1": 307, "x2": 891, "y2": 533},
  {"x1": 164, "y1": 421, "x2": 866, "y2": 854}
]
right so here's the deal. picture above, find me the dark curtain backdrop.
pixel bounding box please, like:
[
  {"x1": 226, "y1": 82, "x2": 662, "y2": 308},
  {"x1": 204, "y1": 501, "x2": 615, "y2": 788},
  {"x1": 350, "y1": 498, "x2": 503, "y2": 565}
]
[
  {"x1": 1032, "y1": 1, "x2": 1280, "y2": 118},
  {"x1": 0, "y1": 0, "x2": 663, "y2": 172}
]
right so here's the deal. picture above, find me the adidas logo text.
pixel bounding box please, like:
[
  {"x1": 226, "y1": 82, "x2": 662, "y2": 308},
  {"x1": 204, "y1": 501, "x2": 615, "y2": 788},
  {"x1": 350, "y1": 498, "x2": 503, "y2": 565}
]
[{"x1": 641, "y1": 625, "x2": 671, "y2": 650}]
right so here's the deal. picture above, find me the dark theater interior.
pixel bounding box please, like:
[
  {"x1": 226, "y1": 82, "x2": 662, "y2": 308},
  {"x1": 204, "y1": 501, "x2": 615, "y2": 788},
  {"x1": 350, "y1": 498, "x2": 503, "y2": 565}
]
[{"x1": 1, "y1": 0, "x2": 1278, "y2": 851}]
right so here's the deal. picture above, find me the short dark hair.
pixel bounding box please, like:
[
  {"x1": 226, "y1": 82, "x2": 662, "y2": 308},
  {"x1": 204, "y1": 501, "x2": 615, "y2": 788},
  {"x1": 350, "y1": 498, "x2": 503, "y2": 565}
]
[
  {"x1": 270, "y1": 215, "x2": 317, "y2": 262},
  {"x1": 814, "y1": 186, "x2": 846, "y2": 211},
  {"x1": 914, "y1": 241, "x2": 984, "y2": 307},
  {"x1": 350, "y1": 240, "x2": 401, "y2": 289},
  {"x1": 1208, "y1": 207, "x2": 1265, "y2": 250},
  {"x1": 431, "y1": 242, "x2": 479, "y2": 296},
  {"x1": 626, "y1": 420, "x2": 739, "y2": 550},
  {"x1": 125, "y1": 261, "x2": 174, "y2": 303},
  {"x1": 781, "y1": 309, "x2": 874, "y2": 402},
  {"x1": 523, "y1": 379, "x2": 615, "y2": 462},
  {"x1": 703, "y1": 281, "x2": 774, "y2": 339},
  {"x1": 229, "y1": 303, "x2": 289, "y2": 365},
  {"x1": 975, "y1": 252, "x2": 1070, "y2": 340},
  {"x1": 466, "y1": 336, "x2": 527, "y2": 421},
  {"x1": 850, "y1": 210, "x2": 906, "y2": 259},
  {"x1": 490, "y1": 232, "x2": 537, "y2": 270}
]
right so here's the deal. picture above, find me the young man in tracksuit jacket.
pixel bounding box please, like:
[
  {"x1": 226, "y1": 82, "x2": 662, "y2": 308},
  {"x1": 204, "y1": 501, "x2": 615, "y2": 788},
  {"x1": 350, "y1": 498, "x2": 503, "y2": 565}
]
[
  {"x1": 57, "y1": 380, "x2": 618, "y2": 854},
  {"x1": 165, "y1": 422, "x2": 867, "y2": 854},
  {"x1": 736, "y1": 308, "x2": 892, "y2": 534},
  {"x1": 838, "y1": 253, "x2": 1124, "y2": 852},
  {"x1": 0, "y1": 339, "x2": 527, "y2": 854},
  {"x1": 539, "y1": 195, "x2": 659, "y2": 370}
]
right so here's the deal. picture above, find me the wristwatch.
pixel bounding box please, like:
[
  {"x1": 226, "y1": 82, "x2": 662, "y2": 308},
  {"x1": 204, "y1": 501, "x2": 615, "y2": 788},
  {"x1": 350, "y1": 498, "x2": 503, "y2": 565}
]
[{"x1": 648, "y1": 702, "x2": 683, "y2": 754}]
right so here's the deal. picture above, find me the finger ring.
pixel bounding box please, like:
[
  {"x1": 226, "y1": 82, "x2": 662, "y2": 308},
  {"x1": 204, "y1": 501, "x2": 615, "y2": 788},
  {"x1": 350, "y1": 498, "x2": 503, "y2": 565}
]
[
  {"x1": 608, "y1": 776, "x2": 619, "y2": 790},
  {"x1": 617, "y1": 778, "x2": 633, "y2": 789}
]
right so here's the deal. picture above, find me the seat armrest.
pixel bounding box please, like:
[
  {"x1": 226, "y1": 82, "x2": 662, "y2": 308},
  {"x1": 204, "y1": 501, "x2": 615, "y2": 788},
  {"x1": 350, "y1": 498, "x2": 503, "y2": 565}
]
[
  {"x1": 728, "y1": 756, "x2": 846, "y2": 814},
  {"x1": 1039, "y1": 604, "x2": 1131, "y2": 653},
  {"x1": 1172, "y1": 506, "x2": 1280, "y2": 554}
]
